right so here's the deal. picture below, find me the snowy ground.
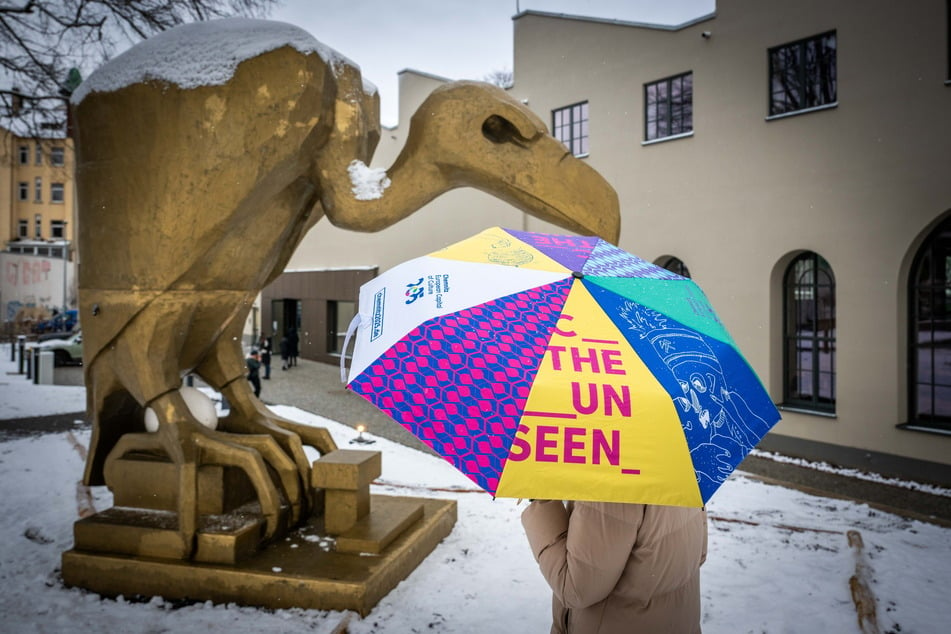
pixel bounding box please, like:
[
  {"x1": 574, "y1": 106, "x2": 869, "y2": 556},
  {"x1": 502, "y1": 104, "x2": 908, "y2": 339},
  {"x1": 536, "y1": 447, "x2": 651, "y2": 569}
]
[{"x1": 1, "y1": 345, "x2": 950, "y2": 633}]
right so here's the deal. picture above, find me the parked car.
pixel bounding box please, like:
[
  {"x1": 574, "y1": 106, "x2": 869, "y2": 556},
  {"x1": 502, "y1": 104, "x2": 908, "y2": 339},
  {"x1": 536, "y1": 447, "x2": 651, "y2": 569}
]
[
  {"x1": 33, "y1": 309, "x2": 78, "y2": 335},
  {"x1": 31, "y1": 330, "x2": 83, "y2": 366}
]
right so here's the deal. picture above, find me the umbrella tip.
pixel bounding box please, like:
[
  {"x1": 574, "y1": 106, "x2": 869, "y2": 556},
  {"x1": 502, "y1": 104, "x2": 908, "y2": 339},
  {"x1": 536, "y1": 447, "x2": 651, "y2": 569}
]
[{"x1": 572, "y1": 271, "x2": 585, "y2": 279}]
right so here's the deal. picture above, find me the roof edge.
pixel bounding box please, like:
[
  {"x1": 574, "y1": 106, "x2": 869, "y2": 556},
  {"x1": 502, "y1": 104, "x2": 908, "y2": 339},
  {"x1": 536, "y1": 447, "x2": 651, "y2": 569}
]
[
  {"x1": 513, "y1": 9, "x2": 717, "y2": 32},
  {"x1": 397, "y1": 68, "x2": 453, "y2": 83}
]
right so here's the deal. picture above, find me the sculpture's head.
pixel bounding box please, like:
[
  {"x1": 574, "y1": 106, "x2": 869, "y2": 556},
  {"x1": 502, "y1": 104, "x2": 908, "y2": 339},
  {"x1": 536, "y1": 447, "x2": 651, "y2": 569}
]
[
  {"x1": 405, "y1": 81, "x2": 620, "y2": 243},
  {"x1": 319, "y1": 79, "x2": 620, "y2": 244}
]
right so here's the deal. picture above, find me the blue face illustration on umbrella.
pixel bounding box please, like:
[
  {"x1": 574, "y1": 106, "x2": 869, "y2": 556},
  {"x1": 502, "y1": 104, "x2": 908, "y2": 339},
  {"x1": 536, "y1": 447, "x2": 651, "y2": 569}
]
[{"x1": 619, "y1": 302, "x2": 776, "y2": 495}]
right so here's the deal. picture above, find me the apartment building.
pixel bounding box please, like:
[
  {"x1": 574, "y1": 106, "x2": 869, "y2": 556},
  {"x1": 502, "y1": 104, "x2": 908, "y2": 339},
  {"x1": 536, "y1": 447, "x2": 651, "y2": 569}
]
[
  {"x1": 267, "y1": 0, "x2": 951, "y2": 485},
  {"x1": 0, "y1": 118, "x2": 76, "y2": 326}
]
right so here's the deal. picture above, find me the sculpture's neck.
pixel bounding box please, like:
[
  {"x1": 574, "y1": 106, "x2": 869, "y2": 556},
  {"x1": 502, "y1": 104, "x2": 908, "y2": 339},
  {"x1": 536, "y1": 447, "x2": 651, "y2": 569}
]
[{"x1": 320, "y1": 151, "x2": 447, "y2": 233}]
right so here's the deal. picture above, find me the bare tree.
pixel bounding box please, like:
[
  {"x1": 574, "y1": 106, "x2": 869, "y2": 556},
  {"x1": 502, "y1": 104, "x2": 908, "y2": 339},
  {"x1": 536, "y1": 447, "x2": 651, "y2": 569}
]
[
  {"x1": 1, "y1": 0, "x2": 277, "y2": 136},
  {"x1": 483, "y1": 68, "x2": 514, "y2": 90}
]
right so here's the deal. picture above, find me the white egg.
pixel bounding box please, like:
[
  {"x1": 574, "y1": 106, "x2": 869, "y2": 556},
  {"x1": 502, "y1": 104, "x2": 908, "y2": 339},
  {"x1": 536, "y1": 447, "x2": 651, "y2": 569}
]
[{"x1": 144, "y1": 386, "x2": 219, "y2": 432}]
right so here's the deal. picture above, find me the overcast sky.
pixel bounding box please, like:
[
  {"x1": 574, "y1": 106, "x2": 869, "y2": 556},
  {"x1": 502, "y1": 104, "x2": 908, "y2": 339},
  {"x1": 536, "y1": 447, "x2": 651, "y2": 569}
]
[{"x1": 271, "y1": 1, "x2": 715, "y2": 126}]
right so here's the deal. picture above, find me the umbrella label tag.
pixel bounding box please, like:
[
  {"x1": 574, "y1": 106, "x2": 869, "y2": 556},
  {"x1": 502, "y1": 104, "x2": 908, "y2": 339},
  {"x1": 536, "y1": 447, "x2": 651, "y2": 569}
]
[{"x1": 370, "y1": 289, "x2": 386, "y2": 341}]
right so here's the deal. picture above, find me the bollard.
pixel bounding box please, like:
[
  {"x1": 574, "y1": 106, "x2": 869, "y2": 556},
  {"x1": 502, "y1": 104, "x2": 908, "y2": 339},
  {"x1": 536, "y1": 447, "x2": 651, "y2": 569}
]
[
  {"x1": 26, "y1": 347, "x2": 32, "y2": 380},
  {"x1": 17, "y1": 336, "x2": 26, "y2": 374},
  {"x1": 32, "y1": 348, "x2": 38, "y2": 384}
]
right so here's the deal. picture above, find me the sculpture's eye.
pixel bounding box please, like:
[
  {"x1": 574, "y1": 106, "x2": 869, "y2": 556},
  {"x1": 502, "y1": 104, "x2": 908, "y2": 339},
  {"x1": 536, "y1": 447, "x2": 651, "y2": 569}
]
[{"x1": 482, "y1": 115, "x2": 527, "y2": 147}]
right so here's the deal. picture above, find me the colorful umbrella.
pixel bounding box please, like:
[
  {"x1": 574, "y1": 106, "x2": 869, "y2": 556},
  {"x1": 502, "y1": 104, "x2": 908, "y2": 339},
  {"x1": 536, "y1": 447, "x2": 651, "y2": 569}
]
[{"x1": 343, "y1": 227, "x2": 780, "y2": 507}]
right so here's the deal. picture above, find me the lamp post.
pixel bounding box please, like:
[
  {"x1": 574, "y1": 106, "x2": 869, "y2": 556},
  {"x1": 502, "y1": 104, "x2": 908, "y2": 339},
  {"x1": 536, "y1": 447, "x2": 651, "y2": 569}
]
[{"x1": 62, "y1": 220, "x2": 68, "y2": 313}]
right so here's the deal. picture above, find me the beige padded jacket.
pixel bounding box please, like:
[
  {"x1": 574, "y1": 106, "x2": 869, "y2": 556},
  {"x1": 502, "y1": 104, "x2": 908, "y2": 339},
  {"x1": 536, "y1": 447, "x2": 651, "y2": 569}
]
[{"x1": 522, "y1": 500, "x2": 708, "y2": 633}]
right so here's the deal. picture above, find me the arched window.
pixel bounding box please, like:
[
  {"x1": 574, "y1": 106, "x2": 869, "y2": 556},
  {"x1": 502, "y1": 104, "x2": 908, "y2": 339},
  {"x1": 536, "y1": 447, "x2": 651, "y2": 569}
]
[
  {"x1": 656, "y1": 256, "x2": 691, "y2": 278},
  {"x1": 783, "y1": 252, "x2": 835, "y2": 412},
  {"x1": 909, "y1": 217, "x2": 951, "y2": 431}
]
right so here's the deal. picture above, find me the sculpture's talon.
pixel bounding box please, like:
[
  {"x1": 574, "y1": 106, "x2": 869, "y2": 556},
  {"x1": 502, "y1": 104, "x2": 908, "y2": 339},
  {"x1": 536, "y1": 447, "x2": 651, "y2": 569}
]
[
  {"x1": 216, "y1": 431, "x2": 302, "y2": 524},
  {"x1": 217, "y1": 389, "x2": 328, "y2": 515},
  {"x1": 272, "y1": 419, "x2": 338, "y2": 456},
  {"x1": 194, "y1": 432, "x2": 284, "y2": 539}
]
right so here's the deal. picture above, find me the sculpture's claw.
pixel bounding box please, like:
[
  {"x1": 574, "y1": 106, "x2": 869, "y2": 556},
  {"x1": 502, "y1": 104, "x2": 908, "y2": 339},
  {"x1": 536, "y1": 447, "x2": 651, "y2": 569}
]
[
  {"x1": 194, "y1": 432, "x2": 287, "y2": 538},
  {"x1": 218, "y1": 382, "x2": 339, "y2": 517}
]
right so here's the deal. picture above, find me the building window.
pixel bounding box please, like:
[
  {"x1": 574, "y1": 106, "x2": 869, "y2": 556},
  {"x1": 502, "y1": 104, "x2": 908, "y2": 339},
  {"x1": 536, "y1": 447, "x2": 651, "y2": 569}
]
[
  {"x1": 552, "y1": 101, "x2": 589, "y2": 157},
  {"x1": 645, "y1": 72, "x2": 693, "y2": 141},
  {"x1": 17, "y1": 182, "x2": 28, "y2": 201},
  {"x1": 50, "y1": 146, "x2": 65, "y2": 166},
  {"x1": 656, "y1": 255, "x2": 691, "y2": 278},
  {"x1": 34, "y1": 143, "x2": 42, "y2": 165},
  {"x1": 34, "y1": 214, "x2": 42, "y2": 239},
  {"x1": 783, "y1": 252, "x2": 836, "y2": 412},
  {"x1": 17, "y1": 220, "x2": 28, "y2": 239},
  {"x1": 769, "y1": 31, "x2": 837, "y2": 117},
  {"x1": 50, "y1": 182, "x2": 64, "y2": 203},
  {"x1": 34, "y1": 177, "x2": 42, "y2": 202},
  {"x1": 909, "y1": 216, "x2": 951, "y2": 431},
  {"x1": 328, "y1": 300, "x2": 356, "y2": 356},
  {"x1": 51, "y1": 220, "x2": 65, "y2": 239},
  {"x1": 18, "y1": 145, "x2": 28, "y2": 164}
]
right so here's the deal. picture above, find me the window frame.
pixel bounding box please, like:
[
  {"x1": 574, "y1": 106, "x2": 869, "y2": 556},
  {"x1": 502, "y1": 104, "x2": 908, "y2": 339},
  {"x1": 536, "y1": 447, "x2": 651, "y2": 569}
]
[
  {"x1": 50, "y1": 146, "x2": 65, "y2": 166},
  {"x1": 552, "y1": 101, "x2": 590, "y2": 158},
  {"x1": 17, "y1": 181, "x2": 28, "y2": 201},
  {"x1": 782, "y1": 252, "x2": 836, "y2": 413},
  {"x1": 644, "y1": 71, "x2": 694, "y2": 143},
  {"x1": 768, "y1": 30, "x2": 838, "y2": 118},
  {"x1": 908, "y1": 217, "x2": 951, "y2": 432},
  {"x1": 50, "y1": 182, "x2": 65, "y2": 203},
  {"x1": 18, "y1": 145, "x2": 28, "y2": 165},
  {"x1": 17, "y1": 220, "x2": 28, "y2": 239},
  {"x1": 33, "y1": 177, "x2": 42, "y2": 203},
  {"x1": 34, "y1": 143, "x2": 42, "y2": 166},
  {"x1": 51, "y1": 220, "x2": 66, "y2": 239},
  {"x1": 34, "y1": 213, "x2": 42, "y2": 239}
]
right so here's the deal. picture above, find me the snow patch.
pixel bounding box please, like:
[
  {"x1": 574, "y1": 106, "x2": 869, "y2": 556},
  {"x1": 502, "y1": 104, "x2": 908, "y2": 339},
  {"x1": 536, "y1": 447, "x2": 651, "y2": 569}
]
[
  {"x1": 71, "y1": 18, "x2": 353, "y2": 104},
  {"x1": 348, "y1": 160, "x2": 391, "y2": 200}
]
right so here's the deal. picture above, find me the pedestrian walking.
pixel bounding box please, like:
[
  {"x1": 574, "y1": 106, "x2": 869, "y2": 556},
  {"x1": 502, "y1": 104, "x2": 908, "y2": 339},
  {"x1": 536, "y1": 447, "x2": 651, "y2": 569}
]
[
  {"x1": 288, "y1": 328, "x2": 299, "y2": 367},
  {"x1": 246, "y1": 349, "x2": 262, "y2": 398},
  {"x1": 258, "y1": 335, "x2": 273, "y2": 379},
  {"x1": 279, "y1": 334, "x2": 289, "y2": 371}
]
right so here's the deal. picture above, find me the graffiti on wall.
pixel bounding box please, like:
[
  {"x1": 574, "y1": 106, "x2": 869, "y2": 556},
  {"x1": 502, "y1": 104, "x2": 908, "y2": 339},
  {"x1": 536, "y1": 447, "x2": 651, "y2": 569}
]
[{"x1": 0, "y1": 253, "x2": 73, "y2": 322}]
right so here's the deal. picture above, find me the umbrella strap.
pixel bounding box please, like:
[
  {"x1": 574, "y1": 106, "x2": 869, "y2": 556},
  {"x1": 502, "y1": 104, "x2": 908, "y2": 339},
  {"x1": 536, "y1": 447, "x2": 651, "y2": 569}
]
[{"x1": 339, "y1": 312, "x2": 363, "y2": 384}]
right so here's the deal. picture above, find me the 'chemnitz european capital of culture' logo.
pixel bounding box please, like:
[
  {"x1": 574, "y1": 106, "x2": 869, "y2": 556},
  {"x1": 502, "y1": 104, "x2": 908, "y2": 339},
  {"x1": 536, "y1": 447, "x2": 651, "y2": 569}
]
[{"x1": 404, "y1": 278, "x2": 425, "y2": 304}]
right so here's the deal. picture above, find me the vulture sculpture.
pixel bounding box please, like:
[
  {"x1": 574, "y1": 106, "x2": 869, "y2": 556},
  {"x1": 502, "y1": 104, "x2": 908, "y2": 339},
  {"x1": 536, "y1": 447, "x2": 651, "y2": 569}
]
[{"x1": 70, "y1": 19, "x2": 620, "y2": 558}]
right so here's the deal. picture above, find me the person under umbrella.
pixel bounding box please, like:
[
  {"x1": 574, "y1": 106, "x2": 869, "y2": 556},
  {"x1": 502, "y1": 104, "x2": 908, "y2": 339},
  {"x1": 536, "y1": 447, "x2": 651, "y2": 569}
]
[{"x1": 522, "y1": 499, "x2": 707, "y2": 633}]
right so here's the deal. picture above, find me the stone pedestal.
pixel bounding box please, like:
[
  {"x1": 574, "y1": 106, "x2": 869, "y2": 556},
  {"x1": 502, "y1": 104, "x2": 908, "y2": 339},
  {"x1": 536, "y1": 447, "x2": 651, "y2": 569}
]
[{"x1": 61, "y1": 448, "x2": 456, "y2": 615}]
